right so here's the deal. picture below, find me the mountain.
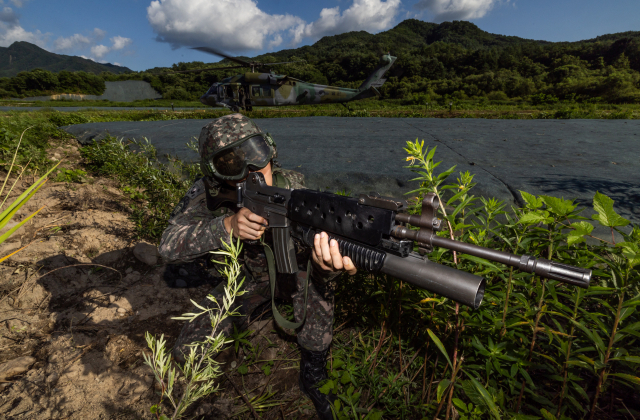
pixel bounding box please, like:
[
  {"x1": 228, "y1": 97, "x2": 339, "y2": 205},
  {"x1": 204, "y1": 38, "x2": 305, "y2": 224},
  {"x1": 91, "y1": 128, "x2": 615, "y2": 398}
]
[
  {"x1": 250, "y1": 19, "x2": 635, "y2": 64},
  {"x1": 0, "y1": 42, "x2": 132, "y2": 77}
]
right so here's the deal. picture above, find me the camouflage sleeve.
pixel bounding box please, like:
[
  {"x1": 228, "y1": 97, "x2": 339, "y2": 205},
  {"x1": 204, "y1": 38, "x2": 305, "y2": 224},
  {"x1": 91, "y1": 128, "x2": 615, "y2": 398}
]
[
  {"x1": 158, "y1": 178, "x2": 233, "y2": 264},
  {"x1": 279, "y1": 168, "x2": 306, "y2": 189}
]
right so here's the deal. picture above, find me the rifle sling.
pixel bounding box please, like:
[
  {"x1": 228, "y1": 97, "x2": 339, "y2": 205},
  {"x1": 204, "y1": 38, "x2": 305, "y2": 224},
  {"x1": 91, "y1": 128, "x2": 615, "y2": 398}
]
[{"x1": 262, "y1": 242, "x2": 310, "y2": 330}]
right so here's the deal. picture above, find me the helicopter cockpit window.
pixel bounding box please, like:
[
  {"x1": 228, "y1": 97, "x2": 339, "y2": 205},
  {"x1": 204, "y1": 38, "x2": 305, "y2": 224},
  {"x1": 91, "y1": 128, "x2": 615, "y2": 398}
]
[
  {"x1": 226, "y1": 86, "x2": 233, "y2": 98},
  {"x1": 218, "y1": 86, "x2": 224, "y2": 98},
  {"x1": 251, "y1": 85, "x2": 260, "y2": 97},
  {"x1": 262, "y1": 85, "x2": 272, "y2": 97}
]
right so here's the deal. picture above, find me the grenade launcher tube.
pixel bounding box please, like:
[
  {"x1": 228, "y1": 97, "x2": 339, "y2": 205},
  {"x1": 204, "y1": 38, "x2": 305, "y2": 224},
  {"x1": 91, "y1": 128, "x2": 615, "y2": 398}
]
[{"x1": 381, "y1": 252, "x2": 486, "y2": 309}]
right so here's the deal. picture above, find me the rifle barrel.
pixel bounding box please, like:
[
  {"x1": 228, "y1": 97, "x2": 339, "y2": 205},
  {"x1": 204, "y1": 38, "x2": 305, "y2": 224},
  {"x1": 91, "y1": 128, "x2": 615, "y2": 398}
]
[{"x1": 431, "y1": 236, "x2": 591, "y2": 288}]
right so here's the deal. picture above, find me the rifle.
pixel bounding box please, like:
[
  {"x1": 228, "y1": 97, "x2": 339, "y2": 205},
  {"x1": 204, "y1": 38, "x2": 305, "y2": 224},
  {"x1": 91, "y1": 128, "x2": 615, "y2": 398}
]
[{"x1": 206, "y1": 172, "x2": 591, "y2": 309}]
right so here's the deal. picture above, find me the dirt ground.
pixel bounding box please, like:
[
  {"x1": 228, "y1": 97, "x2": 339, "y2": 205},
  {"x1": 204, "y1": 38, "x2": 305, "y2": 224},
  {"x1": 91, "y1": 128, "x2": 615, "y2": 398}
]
[{"x1": 0, "y1": 139, "x2": 315, "y2": 419}]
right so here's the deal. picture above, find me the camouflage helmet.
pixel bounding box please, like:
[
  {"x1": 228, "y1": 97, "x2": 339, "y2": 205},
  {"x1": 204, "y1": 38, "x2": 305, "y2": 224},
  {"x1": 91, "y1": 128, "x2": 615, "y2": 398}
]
[{"x1": 198, "y1": 113, "x2": 277, "y2": 181}]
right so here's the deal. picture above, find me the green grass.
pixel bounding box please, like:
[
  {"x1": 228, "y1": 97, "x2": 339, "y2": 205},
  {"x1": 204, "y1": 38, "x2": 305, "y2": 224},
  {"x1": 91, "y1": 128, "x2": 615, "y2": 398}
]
[
  {"x1": 0, "y1": 98, "x2": 207, "y2": 108},
  {"x1": 1, "y1": 97, "x2": 639, "y2": 118}
]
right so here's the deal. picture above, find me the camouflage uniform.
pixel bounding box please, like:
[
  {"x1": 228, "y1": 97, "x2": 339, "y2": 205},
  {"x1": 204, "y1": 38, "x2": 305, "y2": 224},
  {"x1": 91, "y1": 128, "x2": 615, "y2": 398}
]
[{"x1": 158, "y1": 114, "x2": 341, "y2": 361}]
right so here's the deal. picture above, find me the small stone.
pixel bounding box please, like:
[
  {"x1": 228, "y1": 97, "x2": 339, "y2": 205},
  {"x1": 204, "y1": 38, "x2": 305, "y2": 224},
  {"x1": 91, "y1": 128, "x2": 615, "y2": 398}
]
[
  {"x1": 125, "y1": 267, "x2": 133, "y2": 274},
  {"x1": 175, "y1": 279, "x2": 187, "y2": 288},
  {"x1": 109, "y1": 295, "x2": 116, "y2": 303},
  {"x1": 133, "y1": 242, "x2": 159, "y2": 266},
  {"x1": 178, "y1": 268, "x2": 189, "y2": 276},
  {"x1": 46, "y1": 372, "x2": 59, "y2": 384},
  {"x1": 94, "y1": 248, "x2": 126, "y2": 265},
  {"x1": 6, "y1": 319, "x2": 28, "y2": 332},
  {"x1": 230, "y1": 361, "x2": 237, "y2": 368},
  {"x1": 0, "y1": 356, "x2": 36, "y2": 381},
  {"x1": 53, "y1": 153, "x2": 61, "y2": 159},
  {"x1": 117, "y1": 308, "x2": 127, "y2": 314}
]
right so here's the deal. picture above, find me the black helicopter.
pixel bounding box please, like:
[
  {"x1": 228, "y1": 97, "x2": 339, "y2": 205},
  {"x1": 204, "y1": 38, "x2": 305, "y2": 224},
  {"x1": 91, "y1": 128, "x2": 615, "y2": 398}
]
[{"x1": 172, "y1": 47, "x2": 396, "y2": 111}]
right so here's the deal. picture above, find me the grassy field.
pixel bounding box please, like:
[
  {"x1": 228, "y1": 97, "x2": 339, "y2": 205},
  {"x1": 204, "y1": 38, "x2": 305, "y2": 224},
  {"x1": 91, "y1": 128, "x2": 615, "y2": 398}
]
[{"x1": 1, "y1": 97, "x2": 640, "y2": 118}]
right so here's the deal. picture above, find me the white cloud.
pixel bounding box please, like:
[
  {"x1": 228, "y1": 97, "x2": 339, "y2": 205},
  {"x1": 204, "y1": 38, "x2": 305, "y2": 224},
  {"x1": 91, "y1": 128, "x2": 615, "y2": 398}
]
[
  {"x1": 54, "y1": 33, "x2": 91, "y2": 52},
  {"x1": 9, "y1": 0, "x2": 29, "y2": 8},
  {"x1": 90, "y1": 44, "x2": 110, "y2": 59},
  {"x1": 147, "y1": 0, "x2": 303, "y2": 51},
  {"x1": 292, "y1": 0, "x2": 401, "y2": 44},
  {"x1": 413, "y1": 0, "x2": 502, "y2": 21},
  {"x1": 147, "y1": 0, "x2": 401, "y2": 52},
  {"x1": 0, "y1": 6, "x2": 18, "y2": 24},
  {"x1": 111, "y1": 35, "x2": 132, "y2": 50},
  {"x1": 0, "y1": 6, "x2": 47, "y2": 47},
  {"x1": 268, "y1": 34, "x2": 283, "y2": 49},
  {"x1": 88, "y1": 36, "x2": 132, "y2": 59},
  {"x1": 93, "y1": 27, "x2": 106, "y2": 40}
]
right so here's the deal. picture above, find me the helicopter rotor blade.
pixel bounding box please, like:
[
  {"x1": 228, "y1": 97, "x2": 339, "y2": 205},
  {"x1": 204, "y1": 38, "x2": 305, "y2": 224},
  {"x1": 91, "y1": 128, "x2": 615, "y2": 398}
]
[
  {"x1": 260, "y1": 60, "x2": 307, "y2": 66},
  {"x1": 169, "y1": 65, "x2": 246, "y2": 74},
  {"x1": 192, "y1": 46, "x2": 253, "y2": 68}
]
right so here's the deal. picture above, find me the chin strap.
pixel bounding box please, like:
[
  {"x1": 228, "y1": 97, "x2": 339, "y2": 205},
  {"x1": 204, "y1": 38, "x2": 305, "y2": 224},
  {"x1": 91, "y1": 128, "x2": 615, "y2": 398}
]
[{"x1": 262, "y1": 241, "x2": 310, "y2": 330}]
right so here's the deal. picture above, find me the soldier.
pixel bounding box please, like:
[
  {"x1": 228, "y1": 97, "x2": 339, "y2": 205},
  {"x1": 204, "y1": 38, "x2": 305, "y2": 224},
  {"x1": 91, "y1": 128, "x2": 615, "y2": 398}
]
[
  {"x1": 238, "y1": 87, "x2": 246, "y2": 110},
  {"x1": 158, "y1": 113, "x2": 356, "y2": 420}
]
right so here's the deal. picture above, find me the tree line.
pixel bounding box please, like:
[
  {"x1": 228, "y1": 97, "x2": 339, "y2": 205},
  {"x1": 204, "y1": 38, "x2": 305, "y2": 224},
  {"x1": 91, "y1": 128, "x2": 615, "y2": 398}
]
[{"x1": 2, "y1": 20, "x2": 640, "y2": 104}]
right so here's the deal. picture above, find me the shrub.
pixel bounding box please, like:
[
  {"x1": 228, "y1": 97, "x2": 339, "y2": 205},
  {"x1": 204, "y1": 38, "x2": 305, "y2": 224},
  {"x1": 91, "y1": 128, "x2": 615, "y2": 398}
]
[{"x1": 487, "y1": 90, "x2": 509, "y2": 101}]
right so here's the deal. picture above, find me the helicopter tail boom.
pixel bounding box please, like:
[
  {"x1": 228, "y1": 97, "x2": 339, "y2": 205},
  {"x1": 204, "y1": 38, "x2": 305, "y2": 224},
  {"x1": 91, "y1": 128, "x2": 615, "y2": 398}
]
[{"x1": 358, "y1": 54, "x2": 397, "y2": 92}]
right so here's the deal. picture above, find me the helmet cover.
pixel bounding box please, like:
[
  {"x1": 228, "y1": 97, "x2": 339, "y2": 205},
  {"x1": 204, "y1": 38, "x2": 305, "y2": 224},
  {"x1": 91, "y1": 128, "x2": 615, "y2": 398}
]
[{"x1": 198, "y1": 113, "x2": 277, "y2": 179}]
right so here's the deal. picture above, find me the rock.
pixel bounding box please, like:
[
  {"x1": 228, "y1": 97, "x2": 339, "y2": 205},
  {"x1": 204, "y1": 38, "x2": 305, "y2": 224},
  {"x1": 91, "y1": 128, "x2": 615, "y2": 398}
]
[
  {"x1": 133, "y1": 242, "x2": 159, "y2": 266},
  {"x1": 117, "y1": 308, "x2": 126, "y2": 314},
  {"x1": 6, "y1": 319, "x2": 28, "y2": 332},
  {"x1": 109, "y1": 295, "x2": 116, "y2": 303},
  {"x1": 0, "y1": 356, "x2": 36, "y2": 380},
  {"x1": 46, "y1": 372, "x2": 59, "y2": 384},
  {"x1": 175, "y1": 278, "x2": 187, "y2": 288},
  {"x1": 125, "y1": 267, "x2": 133, "y2": 274},
  {"x1": 94, "y1": 248, "x2": 126, "y2": 265},
  {"x1": 178, "y1": 268, "x2": 189, "y2": 276}
]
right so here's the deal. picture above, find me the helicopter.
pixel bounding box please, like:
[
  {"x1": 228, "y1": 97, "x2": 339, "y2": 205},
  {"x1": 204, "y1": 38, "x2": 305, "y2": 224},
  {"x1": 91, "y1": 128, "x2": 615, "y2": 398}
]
[{"x1": 173, "y1": 47, "x2": 397, "y2": 111}]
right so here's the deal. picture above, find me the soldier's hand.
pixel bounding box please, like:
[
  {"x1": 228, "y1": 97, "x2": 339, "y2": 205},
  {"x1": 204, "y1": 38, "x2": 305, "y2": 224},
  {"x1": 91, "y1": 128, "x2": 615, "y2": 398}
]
[
  {"x1": 224, "y1": 208, "x2": 268, "y2": 240},
  {"x1": 312, "y1": 232, "x2": 357, "y2": 276}
]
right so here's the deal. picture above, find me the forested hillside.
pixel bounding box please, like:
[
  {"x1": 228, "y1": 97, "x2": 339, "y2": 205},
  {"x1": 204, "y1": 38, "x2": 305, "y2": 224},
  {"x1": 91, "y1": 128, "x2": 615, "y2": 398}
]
[
  {"x1": 0, "y1": 42, "x2": 131, "y2": 77},
  {"x1": 3, "y1": 20, "x2": 640, "y2": 103},
  {"x1": 112, "y1": 20, "x2": 640, "y2": 103}
]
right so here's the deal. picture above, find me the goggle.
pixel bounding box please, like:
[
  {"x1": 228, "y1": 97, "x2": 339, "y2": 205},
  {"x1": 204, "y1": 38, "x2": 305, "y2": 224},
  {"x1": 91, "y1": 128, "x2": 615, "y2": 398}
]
[{"x1": 207, "y1": 132, "x2": 276, "y2": 181}]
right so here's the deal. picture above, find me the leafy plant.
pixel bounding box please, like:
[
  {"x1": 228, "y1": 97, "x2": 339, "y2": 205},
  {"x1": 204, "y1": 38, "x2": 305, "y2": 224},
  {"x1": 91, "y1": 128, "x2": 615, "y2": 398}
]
[
  {"x1": 54, "y1": 168, "x2": 89, "y2": 183},
  {"x1": 143, "y1": 235, "x2": 246, "y2": 420},
  {"x1": 0, "y1": 127, "x2": 60, "y2": 263}
]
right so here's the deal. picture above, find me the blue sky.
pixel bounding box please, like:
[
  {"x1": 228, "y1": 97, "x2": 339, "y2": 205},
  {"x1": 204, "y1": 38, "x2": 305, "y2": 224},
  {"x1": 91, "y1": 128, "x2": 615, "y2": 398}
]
[{"x1": 1, "y1": 0, "x2": 639, "y2": 71}]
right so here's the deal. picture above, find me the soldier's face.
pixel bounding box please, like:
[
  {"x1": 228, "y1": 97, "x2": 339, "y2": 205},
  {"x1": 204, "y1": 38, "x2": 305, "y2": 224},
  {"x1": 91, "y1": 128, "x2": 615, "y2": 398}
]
[{"x1": 225, "y1": 161, "x2": 273, "y2": 187}]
